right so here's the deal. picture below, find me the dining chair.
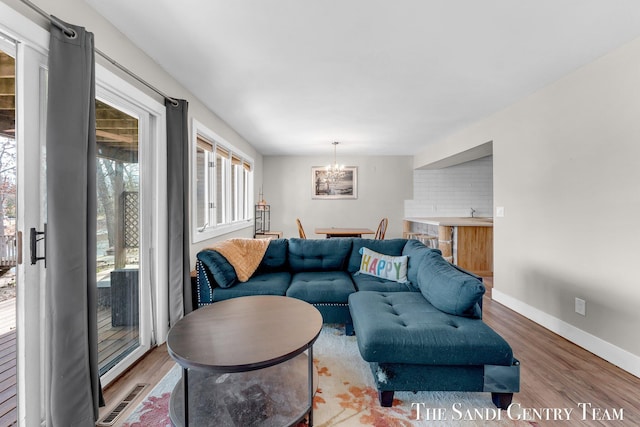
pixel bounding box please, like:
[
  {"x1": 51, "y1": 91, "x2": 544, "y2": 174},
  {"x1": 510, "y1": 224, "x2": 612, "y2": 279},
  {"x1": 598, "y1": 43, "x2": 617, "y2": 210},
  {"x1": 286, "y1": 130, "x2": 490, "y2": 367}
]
[
  {"x1": 296, "y1": 218, "x2": 307, "y2": 239},
  {"x1": 374, "y1": 217, "x2": 388, "y2": 240}
]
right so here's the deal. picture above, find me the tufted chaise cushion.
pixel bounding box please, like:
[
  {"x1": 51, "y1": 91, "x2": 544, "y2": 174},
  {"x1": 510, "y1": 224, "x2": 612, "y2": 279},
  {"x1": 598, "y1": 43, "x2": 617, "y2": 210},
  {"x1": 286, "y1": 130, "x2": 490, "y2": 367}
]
[
  {"x1": 349, "y1": 291, "x2": 514, "y2": 366},
  {"x1": 288, "y1": 238, "x2": 352, "y2": 272}
]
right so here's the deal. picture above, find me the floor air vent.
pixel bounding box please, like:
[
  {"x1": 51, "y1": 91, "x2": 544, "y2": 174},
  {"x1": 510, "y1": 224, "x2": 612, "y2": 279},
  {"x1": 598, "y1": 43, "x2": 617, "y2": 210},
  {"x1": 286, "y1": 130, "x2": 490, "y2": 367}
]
[{"x1": 97, "y1": 383, "x2": 149, "y2": 426}]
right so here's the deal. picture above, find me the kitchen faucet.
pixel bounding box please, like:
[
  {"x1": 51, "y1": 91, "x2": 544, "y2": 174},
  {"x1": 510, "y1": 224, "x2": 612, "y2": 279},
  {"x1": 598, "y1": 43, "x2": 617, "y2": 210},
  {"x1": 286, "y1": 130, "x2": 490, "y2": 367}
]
[{"x1": 470, "y1": 208, "x2": 476, "y2": 218}]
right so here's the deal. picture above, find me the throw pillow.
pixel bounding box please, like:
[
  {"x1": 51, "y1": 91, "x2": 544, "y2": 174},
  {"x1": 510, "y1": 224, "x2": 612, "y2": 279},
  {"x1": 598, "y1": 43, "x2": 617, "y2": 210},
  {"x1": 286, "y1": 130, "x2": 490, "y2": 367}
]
[
  {"x1": 347, "y1": 238, "x2": 407, "y2": 273},
  {"x1": 358, "y1": 247, "x2": 408, "y2": 283},
  {"x1": 196, "y1": 250, "x2": 238, "y2": 288},
  {"x1": 402, "y1": 239, "x2": 442, "y2": 285},
  {"x1": 417, "y1": 251, "x2": 485, "y2": 318}
]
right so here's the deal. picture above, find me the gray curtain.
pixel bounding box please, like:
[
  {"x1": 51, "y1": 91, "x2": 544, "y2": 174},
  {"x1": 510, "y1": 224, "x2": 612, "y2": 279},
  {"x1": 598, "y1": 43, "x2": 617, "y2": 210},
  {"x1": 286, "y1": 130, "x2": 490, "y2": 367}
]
[
  {"x1": 46, "y1": 18, "x2": 103, "y2": 425},
  {"x1": 167, "y1": 99, "x2": 192, "y2": 325}
]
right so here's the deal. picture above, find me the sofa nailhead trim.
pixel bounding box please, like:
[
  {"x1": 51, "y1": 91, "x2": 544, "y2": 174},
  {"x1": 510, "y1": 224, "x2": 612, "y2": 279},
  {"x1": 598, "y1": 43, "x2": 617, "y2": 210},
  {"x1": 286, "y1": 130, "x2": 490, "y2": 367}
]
[
  {"x1": 195, "y1": 260, "x2": 214, "y2": 306},
  {"x1": 313, "y1": 303, "x2": 348, "y2": 307}
]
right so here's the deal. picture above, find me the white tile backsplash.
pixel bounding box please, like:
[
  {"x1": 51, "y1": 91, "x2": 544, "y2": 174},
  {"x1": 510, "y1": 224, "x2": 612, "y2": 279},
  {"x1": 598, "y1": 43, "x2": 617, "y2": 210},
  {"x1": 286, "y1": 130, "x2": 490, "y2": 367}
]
[{"x1": 405, "y1": 156, "x2": 493, "y2": 217}]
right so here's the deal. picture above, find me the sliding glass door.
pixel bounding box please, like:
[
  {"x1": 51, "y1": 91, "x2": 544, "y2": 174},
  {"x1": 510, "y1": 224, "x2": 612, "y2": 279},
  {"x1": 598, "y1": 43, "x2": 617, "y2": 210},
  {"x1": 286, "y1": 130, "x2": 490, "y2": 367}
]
[
  {"x1": 1, "y1": 10, "x2": 50, "y2": 424},
  {"x1": 1, "y1": 5, "x2": 168, "y2": 422},
  {"x1": 0, "y1": 34, "x2": 19, "y2": 427},
  {"x1": 95, "y1": 99, "x2": 143, "y2": 377},
  {"x1": 95, "y1": 70, "x2": 167, "y2": 386}
]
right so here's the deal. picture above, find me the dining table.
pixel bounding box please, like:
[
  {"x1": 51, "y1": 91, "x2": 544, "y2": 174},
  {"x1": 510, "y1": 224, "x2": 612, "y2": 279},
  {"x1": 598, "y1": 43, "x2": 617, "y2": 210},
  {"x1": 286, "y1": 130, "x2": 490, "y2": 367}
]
[{"x1": 314, "y1": 227, "x2": 375, "y2": 238}]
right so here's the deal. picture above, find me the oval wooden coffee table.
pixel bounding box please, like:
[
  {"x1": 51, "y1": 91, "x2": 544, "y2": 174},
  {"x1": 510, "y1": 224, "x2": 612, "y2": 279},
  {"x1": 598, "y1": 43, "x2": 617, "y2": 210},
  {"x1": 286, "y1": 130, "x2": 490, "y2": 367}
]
[{"x1": 167, "y1": 295, "x2": 323, "y2": 427}]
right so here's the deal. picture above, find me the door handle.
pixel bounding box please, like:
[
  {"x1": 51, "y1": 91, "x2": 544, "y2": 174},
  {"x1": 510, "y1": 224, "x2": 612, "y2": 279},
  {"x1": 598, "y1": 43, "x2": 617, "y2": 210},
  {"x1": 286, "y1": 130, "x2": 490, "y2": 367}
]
[
  {"x1": 17, "y1": 231, "x2": 22, "y2": 265},
  {"x1": 30, "y1": 224, "x2": 46, "y2": 266}
]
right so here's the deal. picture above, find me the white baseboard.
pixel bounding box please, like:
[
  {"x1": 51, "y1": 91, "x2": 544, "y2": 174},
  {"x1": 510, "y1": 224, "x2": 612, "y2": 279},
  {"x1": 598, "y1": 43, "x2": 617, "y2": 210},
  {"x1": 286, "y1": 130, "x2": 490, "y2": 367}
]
[{"x1": 492, "y1": 289, "x2": 640, "y2": 379}]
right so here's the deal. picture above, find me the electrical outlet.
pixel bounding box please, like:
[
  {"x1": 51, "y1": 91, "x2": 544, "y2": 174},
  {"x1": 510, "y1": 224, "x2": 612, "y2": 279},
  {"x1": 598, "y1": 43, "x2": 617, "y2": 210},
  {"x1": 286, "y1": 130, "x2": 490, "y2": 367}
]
[
  {"x1": 575, "y1": 298, "x2": 586, "y2": 316},
  {"x1": 496, "y1": 206, "x2": 505, "y2": 217}
]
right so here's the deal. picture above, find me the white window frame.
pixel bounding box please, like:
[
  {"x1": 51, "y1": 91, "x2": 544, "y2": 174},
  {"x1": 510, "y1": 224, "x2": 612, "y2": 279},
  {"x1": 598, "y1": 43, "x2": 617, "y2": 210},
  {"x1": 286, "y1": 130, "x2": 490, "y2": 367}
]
[{"x1": 192, "y1": 119, "x2": 254, "y2": 243}]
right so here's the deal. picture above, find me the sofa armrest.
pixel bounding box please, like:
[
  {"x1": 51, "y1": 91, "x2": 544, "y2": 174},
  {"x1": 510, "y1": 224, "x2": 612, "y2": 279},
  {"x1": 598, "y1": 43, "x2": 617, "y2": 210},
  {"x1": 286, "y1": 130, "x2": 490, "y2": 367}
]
[
  {"x1": 189, "y1": 270, "x2": 198, "y2": 312},
  {"x1": 450, "y1": 263, "x2": 482, "y2": 282},
  {"x1": 449, "y1": 263, "x2": 484, "y2": 311},
  {"x1": 194, "y1": 259, "x2": 218, "y2": 308}
]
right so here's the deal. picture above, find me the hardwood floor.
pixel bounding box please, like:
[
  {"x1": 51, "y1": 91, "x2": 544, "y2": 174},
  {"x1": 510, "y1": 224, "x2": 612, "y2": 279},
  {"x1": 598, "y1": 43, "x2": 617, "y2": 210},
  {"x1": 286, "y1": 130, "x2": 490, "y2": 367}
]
[
  {"x1": 99, "y1": 342, "x2": 175, "y2": 424},
  {"x1": 100, "y1": 292, "x2": 640, "y2": 426},
  {"x1": 484, "y1": 295, "x2": 640, "y2": 426}
]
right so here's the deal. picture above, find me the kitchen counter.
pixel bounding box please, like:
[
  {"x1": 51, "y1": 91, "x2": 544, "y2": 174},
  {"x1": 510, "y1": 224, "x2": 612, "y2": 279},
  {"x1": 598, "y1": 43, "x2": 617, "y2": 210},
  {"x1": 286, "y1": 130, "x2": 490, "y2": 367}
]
[
  {"x1": 403, "y1": 217, "x2": 493, "y2": 276},
  {"x1": 404, "y1": 217, "x2": 493, "y2": 227}
]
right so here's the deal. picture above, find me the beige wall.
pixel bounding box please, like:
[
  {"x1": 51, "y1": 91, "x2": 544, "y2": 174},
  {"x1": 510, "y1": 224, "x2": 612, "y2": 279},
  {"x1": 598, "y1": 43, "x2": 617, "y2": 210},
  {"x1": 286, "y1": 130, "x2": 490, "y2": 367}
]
[
  {"x1": 263, "y1": 156, "x2": 413, "y2": 239},
  {"x1": 415, "y1": 36, "x2": 640, "y2": 374},
  {"x1": 2, "y1": 0, "x2": 263, "y2": 262}
]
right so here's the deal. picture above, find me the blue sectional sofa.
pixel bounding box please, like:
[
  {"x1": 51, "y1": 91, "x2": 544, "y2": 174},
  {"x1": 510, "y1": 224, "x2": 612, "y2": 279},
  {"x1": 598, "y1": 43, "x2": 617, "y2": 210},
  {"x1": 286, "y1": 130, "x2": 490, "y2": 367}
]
[{"x1": 194, "y1": 237, "x2": 520, "y2": 408}]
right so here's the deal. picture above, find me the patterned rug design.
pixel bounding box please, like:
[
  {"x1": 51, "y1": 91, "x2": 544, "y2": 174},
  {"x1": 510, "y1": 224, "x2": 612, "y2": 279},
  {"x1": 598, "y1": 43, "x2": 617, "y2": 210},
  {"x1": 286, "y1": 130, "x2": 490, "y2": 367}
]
[{"x1": 123, "y1": 326, "x2": 531, "y2": 426}]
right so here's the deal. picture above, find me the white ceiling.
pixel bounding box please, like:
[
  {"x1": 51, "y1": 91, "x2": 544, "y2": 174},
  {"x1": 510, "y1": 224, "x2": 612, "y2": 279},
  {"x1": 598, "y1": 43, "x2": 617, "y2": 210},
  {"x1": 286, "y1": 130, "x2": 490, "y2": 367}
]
[{"x1": 87, "y1": 0, "x2": 640, "y2": 156}]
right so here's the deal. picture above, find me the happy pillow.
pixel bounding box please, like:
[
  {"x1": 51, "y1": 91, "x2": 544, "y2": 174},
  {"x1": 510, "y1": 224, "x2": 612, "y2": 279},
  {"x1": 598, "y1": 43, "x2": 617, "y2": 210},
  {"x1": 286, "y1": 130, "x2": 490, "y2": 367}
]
[{"x1": 358, "y1": 247, "x2": 408, "y2": 283}]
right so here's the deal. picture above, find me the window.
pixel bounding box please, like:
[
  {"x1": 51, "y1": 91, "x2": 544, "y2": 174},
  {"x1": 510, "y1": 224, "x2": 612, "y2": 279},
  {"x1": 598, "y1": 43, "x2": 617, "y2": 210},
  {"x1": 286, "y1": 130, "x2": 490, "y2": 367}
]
[{"x1": 192, "y1": 120, "x2": 254, "y2": 242}]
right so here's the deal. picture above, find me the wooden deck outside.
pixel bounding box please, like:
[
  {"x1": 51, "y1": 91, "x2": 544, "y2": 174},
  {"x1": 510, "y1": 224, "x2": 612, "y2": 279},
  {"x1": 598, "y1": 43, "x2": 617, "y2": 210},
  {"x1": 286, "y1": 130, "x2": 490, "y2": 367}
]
[
  {"x1": 98, "y1": 305, "x2": 140, "y2": 374},
  {"x1": 0, "y1": 298, "x2": 139, "y2": 426},
  {"x1": 0, "y1": 235, "x2": 17, "y2": 278},
  {"x1": 0, "y1": 329, "x2": 16, "y2": 426}
]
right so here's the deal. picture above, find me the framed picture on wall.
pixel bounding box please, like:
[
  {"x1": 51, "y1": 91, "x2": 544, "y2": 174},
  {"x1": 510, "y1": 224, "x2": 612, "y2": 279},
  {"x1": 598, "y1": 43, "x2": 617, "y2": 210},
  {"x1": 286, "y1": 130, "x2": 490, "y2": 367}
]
[{"x1": 311, "y1": 166, "x2": 358, "y2": 199}]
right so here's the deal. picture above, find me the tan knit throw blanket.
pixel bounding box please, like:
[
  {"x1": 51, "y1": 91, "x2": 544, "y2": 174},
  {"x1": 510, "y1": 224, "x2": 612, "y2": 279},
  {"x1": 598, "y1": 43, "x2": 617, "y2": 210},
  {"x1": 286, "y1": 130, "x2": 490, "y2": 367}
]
[{"x1": 208, "y1": 238, "x2": 270, "y2": 282}]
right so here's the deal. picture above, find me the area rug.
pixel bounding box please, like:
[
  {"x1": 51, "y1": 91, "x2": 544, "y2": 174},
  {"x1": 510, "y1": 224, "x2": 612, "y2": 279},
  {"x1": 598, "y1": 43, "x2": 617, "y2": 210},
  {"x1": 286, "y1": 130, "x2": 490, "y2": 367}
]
[{"x1": 122, "y1": 326, "x2": 533, "y2": 426}]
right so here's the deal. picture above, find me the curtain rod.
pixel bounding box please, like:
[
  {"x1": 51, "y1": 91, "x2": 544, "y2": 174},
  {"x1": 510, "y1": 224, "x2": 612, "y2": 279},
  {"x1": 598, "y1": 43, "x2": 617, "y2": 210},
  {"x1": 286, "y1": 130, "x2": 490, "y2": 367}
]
[{"x1": 20, "y1": 0, "x2": 180, "y2": 106}]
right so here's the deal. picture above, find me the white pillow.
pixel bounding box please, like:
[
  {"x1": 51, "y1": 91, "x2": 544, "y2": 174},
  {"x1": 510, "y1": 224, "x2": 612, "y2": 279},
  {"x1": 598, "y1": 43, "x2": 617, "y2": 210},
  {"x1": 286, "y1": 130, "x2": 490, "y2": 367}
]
[{"x1": 358, "y1": 247, "x2": 408, "y2": 283}]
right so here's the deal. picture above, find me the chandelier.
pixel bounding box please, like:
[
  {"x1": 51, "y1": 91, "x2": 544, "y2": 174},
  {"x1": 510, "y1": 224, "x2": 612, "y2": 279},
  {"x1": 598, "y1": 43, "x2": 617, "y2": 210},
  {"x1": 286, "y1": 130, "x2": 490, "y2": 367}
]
[{"x1": 326, "y1": 141, "x2": 345, "y2": 181}]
